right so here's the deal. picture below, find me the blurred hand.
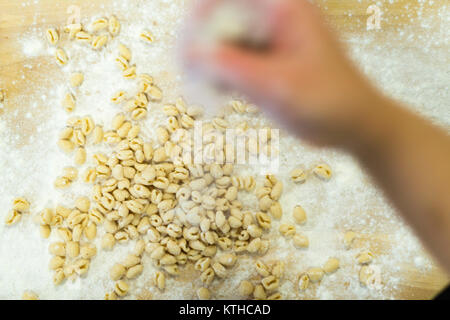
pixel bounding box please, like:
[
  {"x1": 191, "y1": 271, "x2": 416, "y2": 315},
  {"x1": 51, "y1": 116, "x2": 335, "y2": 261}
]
[{"x1": 184, "y1": 0, "x2": 381, "y2": 147}]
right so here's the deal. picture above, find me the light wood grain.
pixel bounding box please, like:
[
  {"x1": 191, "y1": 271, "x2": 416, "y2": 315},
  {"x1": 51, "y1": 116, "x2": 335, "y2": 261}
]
[{"x1": 0, "y1": 0, "x2": 448, "y2": 299}]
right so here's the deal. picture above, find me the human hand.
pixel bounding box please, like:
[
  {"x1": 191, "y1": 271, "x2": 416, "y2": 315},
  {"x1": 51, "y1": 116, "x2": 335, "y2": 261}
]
[{"x1": 184, "y1": 0, "x2": 382, "y2": 147}]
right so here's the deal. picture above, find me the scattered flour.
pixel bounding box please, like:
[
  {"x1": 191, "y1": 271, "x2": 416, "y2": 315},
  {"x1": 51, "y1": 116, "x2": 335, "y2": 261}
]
[{"x1": 21, "y1": 37, "x2": 45, "y2": 57}]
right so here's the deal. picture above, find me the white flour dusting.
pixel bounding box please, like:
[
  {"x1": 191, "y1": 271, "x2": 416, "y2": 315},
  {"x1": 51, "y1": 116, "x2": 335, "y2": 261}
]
[{"x1": 0, "y1": 0, "x2": 448, "y2": 299}]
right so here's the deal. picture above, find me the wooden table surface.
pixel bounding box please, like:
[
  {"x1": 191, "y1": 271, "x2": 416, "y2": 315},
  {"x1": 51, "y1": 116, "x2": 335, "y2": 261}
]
[{"x1": 0, "y1": 0, "x2": 448, "y2": 299}]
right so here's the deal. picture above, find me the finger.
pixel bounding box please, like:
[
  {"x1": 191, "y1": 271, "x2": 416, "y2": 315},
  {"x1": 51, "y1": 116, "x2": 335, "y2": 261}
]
[
  {"x1": 208, "y1": 44, "x2": 276, "y2": 96},
  {"x1": 270, "y1": 0, "x2": 321, "y2": 50}
]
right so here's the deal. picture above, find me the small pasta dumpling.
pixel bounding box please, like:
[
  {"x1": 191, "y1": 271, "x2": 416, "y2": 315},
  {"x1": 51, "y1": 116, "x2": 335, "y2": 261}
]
[
  {"x1": 269, "y1": 201, "x2": 282, "y2": 219},
  {"x1": 111, "y1": 91, "x2": 127, "y2": 104},
  {"x1": 313, "y1": 163, "x2": 332, "y2": 180},
  {"x1": 108, "y1": 15, "x2": 121, "y2": 36},
  {"x1": 271, "y1": 261, "x2": 285, "y2": 279},
  {"x1": 12, "y1": 197, "x2": 30, "y2": 212},
  {"x1": 62, "y1": 93, "x2": 76, "y2": 112},
  {"x1": 253, "y1": 284, "x2": 266, "y2": 300},
  {"x1": 356, "y1": 251, "x2": 374, "y2": 265},
  {"x1": 279, "y1": 223, "x2": 296, "y2": 238},
  {"x1": 66, "y1": 241, "x2": 80, "y2": 258},
  {"x1": 323, "y1": 257, "x2": 340, "y2": 274},
  {"x1": 74, "y1": 147, "x2": 86, "y2": 165},
  {"x1": 147, "y1": 85, "x2": 162, "y2": 101},
  {"x1": 270, "y1": 181, "x2": 283, "y2": 200},
  {"x1": 197, "y1": 287, "x2": 211, "y2": 300},
  {"x1": 70, "y1": 72, "x2": 84, "y2": 87},
  {"x1": 261, "y1": 275, "x2": 279, "y2": 292},
  {"x1": 104, "y1": 292, "x2": 117, "y2": 300},
  {"x1": 290, "y1": 167, "x2": 307, "y2": 183},
  {"x1": 40, "y1": 225, "x2": 51, "y2": 239},
  {"x1": 126, "y1": 264, "x2": 144, "y2": 279},
  {"x1": 5, "y1": 209, "x2": 21, "y2": 226},
  {"x1": 118, "y1": 44, "x2": 131, "y2": 61},
  {"x1": 306, "y1": 267, "x2": 324, "y2": 283},
  {"x1": 91, "y1": 17, "x2": 108, "y2": 32},
  {"x1": 140, "y1": 30, "x2": 155, "y2": 43},
  {"x1": 92, "y1": 126, "x2": 103, "y2": 144},
  {"x1": 267, "y1": 292, "x2": 282, "y2": 300},
  {"x1": 62, "y1": 166, "x2": 78, "y2": 182},
  {"x1": 22, "y1": 291, "x2": 39, "y2": 300},
  {"x1": 55, "y1": 48, "x2": 69, "y2": 66},
  {"x1": 114, "y1": 280, "x2": 129, "y2": 297},
  {"x1": 292, "y1": 205, "x2": 307, "y2": 225},
  {"x1": 64, "y1": 23, "x2": 82, "y2": 39},
  {"x1": 298, "y1": 273, "x2": 309, "y2": 290},
  {"x1": 293, "y1": 233, "x2": 309, "y2": 248},
  {"x1": 91, "y1": 34, "x2": 108, "y2": 49},
  {"x1": 343, "y1": 230, "x2": 357, "y2": 249},
  {"x1": 239, "y1": 280, "x2": 253, "y2": 296},
  {"x1": 359, "y1": 265, "x2": 380, "y2": 287},
  {"x1": 123, "y1": 66, "x2": 136, "y2": 79},
  {"x1": 75, "y1": 31, "x2": 92, "y2": 43},
  {"x1": 254, "y1": 260, "x2": 270, "y2": 277},
  {"x1": 154, "y1": 271, "x2": 165, "y2": 290},
  {"x1": 46, "y1": 28, "x2": 59, "y2": 45}
]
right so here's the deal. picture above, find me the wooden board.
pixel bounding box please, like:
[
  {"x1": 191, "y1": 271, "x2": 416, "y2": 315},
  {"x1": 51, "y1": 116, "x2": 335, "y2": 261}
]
[{"x1": 0, "y1": 0, "x2": 448, "y2": 299}]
